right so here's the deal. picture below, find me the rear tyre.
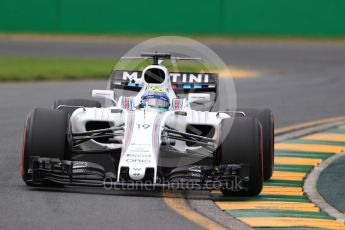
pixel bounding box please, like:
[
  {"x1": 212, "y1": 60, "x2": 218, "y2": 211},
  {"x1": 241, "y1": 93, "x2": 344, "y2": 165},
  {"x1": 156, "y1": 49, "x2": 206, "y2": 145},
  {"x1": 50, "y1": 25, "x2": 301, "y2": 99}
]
[
  {"x1": 21, "y1": 108, "x2": 70, "y2": 186},
  {"x1": 53, "y1": 98, "x2": 101, "y2": 115},
  {"x1": 218, "y1": 117, "x2": 263, "y2": 196},
  {"x1": 237, "y1": 108, "x2": 274, "y2": 180}
]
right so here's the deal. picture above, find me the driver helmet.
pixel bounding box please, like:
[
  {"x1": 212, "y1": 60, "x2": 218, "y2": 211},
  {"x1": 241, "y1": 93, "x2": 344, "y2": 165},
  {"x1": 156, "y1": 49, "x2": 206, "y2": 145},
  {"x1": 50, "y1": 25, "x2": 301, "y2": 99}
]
[{"x1": 141, "y1": 91, "x2": 170, "y2": 110}]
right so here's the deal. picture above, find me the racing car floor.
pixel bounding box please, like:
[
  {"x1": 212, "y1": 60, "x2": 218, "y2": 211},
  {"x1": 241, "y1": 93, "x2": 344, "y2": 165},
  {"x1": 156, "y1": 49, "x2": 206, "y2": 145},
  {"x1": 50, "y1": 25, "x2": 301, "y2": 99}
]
[{"x1": 213, "y1": 125, "x2": 345, "y2": 229}]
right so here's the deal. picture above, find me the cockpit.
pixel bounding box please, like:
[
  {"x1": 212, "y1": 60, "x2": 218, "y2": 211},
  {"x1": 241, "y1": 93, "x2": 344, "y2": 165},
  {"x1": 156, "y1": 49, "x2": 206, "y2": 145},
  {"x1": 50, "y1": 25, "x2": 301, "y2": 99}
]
[{"x1": 139, "y1": 66, "x2": 172, "y2": 111}]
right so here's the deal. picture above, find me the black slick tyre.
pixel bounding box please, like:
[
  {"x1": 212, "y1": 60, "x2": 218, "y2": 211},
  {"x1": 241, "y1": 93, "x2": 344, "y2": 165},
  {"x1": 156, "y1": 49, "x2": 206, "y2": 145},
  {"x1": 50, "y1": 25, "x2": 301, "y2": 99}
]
[
  {"x1": 22, "y1": 108, "x2": 70, "y2": 186},
  {"x1": 237, "y1": 108, "x2": 274, "y2": 181},
  {"x1": 218, "y1": 117, "x2": 264, "y2": 196}
]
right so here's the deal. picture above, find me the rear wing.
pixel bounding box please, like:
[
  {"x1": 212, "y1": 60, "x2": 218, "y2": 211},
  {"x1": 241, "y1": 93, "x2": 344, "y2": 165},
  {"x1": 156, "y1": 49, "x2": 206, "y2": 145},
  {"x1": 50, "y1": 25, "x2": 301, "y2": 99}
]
[
  {"x1": 109, "y1": 70, "x2": 219, "y2": 111},
  {"x1": 110, "y1": 70, "x2": 218, "y2": 92}
]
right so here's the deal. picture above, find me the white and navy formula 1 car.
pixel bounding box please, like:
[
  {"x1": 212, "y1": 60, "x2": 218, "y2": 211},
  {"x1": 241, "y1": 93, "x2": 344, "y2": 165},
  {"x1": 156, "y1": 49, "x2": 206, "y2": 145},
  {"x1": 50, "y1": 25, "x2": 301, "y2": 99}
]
[{"x1": 21, "y1": 53, "x2": 274, "y2": 196}]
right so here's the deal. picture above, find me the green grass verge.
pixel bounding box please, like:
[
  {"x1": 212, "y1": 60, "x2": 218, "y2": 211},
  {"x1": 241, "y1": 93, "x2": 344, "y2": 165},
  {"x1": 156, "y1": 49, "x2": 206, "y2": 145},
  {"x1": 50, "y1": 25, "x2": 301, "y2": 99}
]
[
  {"x1": 0, "y1": 56, "x2": 116, "y2": 81},
  {"x1": 0, "y1": 56, "x2": 210, "y2": 81}
]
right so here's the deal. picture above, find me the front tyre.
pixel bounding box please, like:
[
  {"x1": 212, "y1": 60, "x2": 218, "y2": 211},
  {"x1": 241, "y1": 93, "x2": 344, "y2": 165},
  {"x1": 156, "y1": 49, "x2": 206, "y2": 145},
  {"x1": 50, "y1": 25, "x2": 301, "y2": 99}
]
[
  {"x1": 218, "y1": 117, "x2": 263, "y2": 196},
  {"x1": 21, "y1": 108, "x2": 70, "y2": 186}
]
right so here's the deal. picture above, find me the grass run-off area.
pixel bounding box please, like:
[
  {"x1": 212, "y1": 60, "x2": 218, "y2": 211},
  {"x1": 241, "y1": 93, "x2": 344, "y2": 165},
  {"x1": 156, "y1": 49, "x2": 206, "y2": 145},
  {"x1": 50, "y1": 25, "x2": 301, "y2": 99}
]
[{"x1": 0, "y1": 56, "x2": 209, "y2": 81}]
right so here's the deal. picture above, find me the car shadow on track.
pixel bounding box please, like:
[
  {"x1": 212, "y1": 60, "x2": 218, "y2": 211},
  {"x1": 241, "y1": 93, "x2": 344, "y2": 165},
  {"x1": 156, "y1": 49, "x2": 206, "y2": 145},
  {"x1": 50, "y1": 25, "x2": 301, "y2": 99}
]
[{"x1": 26, "y1": 186, "x2": 212, "y2": 200}]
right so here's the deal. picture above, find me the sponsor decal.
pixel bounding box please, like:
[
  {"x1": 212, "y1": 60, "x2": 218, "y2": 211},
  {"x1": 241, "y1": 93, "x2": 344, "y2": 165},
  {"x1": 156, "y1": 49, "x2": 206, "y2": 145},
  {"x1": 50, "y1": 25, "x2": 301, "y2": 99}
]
[
  {"x1": 126, "y1": 153, "x2": 151, "y2": 158},
  {"x1": 114, "y1": 71, "x2": 214, "y2": 84},
  {"x1": 189, "y1": 166, "x2": 202, "y2": 173},
  {"x1": 148, "y1": 86, "x2": 164, "y2": 93},
  {"x1": 73, "y1": 162, "x2": 88, "y2": 168},
  {"x1": 133, "y1": 168, "x2": 141, "y2": 171},
  {"x1": 126, "y1": 159, "x2": 151, "y2": 164},
  {"x1": 169, "y1": 73, "x2": 209, "y2": 83}
]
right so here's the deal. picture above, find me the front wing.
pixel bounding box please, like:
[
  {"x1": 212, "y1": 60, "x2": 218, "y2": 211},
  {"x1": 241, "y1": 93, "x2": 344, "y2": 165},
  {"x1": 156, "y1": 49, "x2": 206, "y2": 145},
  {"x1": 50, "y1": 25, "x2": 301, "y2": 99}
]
[{"x1": 27, "y1": 157, "x2": 249, "y2": 191}]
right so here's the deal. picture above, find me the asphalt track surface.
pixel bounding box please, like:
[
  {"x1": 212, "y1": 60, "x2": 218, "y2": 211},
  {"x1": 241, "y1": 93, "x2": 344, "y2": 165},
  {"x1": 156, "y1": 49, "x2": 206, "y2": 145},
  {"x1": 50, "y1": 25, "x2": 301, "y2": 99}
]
[{"x1": 0, "y1": 38, "x2": 345, "y2": 230}]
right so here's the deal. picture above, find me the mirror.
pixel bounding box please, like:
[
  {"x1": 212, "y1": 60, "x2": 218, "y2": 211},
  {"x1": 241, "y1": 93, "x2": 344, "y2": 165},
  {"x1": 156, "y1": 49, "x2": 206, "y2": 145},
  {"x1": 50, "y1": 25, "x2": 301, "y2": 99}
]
[{"x1": 92, "y1": 90, "x2": 116, "y2": 106}]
